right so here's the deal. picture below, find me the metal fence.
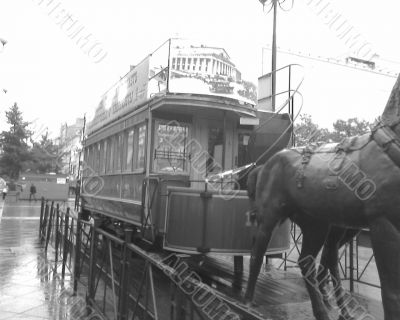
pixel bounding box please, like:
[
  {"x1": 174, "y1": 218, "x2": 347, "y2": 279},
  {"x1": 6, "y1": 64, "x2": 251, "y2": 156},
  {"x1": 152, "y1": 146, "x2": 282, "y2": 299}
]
[
  {"x1": 38, "y1": 198, "x2": 264, "y2": 320},
  {"x1": 278, "y1": 223, "x2": 380, "y2": 292}
]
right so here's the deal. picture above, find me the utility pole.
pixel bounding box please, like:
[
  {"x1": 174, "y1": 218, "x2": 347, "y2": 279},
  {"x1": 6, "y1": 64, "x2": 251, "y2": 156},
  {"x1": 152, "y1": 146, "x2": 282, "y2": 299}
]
[
  {"x1": 259, "y1": 0, "x2": 278, "y2": 111},
  {"x1": 271, "y1": 0, "x2": 277, "y2": 111}
]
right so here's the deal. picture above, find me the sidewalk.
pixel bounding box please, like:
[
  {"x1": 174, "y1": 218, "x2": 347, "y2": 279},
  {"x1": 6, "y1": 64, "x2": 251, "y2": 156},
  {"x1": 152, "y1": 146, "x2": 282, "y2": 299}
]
[{"x1": 0, "y1": 199, "x2": 90, "y2": 320}]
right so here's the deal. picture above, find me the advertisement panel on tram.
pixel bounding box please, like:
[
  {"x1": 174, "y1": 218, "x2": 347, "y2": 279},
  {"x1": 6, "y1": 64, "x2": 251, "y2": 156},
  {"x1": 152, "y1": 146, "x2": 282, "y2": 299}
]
[{"x1": 167, "y1": 38, "x2": 257, "y2": 105}]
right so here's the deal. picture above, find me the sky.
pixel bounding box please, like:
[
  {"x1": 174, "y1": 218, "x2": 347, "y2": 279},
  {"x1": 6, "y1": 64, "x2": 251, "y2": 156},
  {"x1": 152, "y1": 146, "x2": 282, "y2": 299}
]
[{"x1": 1, "y1": 0, "x2": 400, "y2": 138}]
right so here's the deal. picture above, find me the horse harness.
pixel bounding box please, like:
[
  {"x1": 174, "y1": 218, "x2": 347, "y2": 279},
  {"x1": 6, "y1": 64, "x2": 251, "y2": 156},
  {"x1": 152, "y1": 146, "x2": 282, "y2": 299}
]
[
  {"x1": 294, "y1": 124, "x2": 400, "y2": 188},
  {"x1": 371, "y1": 125, "x2": 400, "y2": 168}
]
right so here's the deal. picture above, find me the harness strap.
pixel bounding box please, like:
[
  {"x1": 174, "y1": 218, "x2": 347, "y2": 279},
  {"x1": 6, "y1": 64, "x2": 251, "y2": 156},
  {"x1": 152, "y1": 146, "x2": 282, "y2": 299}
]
[{"x1": 372, "y1": 126, "x2": 400, "y2": 168}]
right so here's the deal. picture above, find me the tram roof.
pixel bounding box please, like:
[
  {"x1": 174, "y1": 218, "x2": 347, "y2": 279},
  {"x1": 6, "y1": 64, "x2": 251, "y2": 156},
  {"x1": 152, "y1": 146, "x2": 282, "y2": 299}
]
[
  {"x1": 149, "y1": 93, "x2": 257, "y2": 118},
  {"x1": 87, "y1": 93, "x2": 259, "y2": 136}
]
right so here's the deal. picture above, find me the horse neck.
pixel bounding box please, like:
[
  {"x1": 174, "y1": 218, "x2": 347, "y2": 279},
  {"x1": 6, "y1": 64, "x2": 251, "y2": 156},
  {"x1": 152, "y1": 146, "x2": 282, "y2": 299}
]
[{"x1": 382, "y1": 75, "x2": 400, "y2": 125}]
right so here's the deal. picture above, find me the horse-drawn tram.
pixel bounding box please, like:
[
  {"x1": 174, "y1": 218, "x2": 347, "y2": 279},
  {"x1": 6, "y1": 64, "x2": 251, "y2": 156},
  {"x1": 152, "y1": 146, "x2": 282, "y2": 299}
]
[
  {"x1": 65, "y1": 39, "x2": 384, "y2": 320},
  {"x1": 81, "y1": 39, "x2": 291, "y2": 257}
]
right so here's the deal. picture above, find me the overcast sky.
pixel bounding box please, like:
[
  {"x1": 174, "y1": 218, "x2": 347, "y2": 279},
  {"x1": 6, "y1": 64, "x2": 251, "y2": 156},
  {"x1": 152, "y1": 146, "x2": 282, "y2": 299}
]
[{"x1": 1, "y1": 0, "x2": 400, "y2": 137}]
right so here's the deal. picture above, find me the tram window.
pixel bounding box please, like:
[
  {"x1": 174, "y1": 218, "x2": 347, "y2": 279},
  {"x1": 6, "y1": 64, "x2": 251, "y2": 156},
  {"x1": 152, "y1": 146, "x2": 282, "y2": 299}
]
[
  {"x1": 135, "y1": 124, "x2": 146, "y2": 170},
  {"x1": 154, "y1": 122, "x2": 189, "y2": 173},
  {"x1": 114, "y1": 134, "x2": 122, "y2": 172},
  {"x1": 238, "y1": 133, "x2": 250, "y2": 167},
  {"x1": 121, "y1": 131, "x2": 128, "y2": 171},
  {"x1": 104, "y1": 138, "x2": 110, "y2": 173},
  {"x1": 207, "y1": 127, "x2": 224, "y2": 174},
  {"x1": 84, "y1": 147, "x2": 89, "y2": 168},
  {"x1": 108, "y1": 136, "x2": 115, "y2": 173},
  {"x1": 100, "y1": 140, "x2": 107, "y2": 173},
  {"x1": 125, "y1": 129, "x2": 134, "y2": 171},
  {"x1": 88, "y1": 145, "x2": 94, "y2": 170},
  {"x1": 95, "y1": 143, "x2": 101, "y2": 173},
  {"x1": 91, "y1": 143, "x2": 96, "y2": 172}
]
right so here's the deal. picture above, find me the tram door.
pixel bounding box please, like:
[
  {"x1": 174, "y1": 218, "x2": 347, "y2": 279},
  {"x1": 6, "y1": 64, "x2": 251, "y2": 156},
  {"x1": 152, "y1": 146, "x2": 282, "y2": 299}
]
[
  {"x1": 237, "y1": 131, "x2": 252, "y2": 166},
  {"x1": 190, "y1": 117, "x2": 235, "y2": 188},
  {"x1": 237, "y1": 130, "x2": 252, "y2": 189}
]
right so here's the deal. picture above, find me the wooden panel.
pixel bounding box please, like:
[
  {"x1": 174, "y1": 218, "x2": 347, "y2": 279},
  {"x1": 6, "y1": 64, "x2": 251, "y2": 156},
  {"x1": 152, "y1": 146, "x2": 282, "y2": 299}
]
[
  {"x1": 82, "y1": 195, "x2": 142, "y2": 225},
  {"x1": 164, "y1": 187, "x2": 290, "y2": 254},
  {"x1": 121, "y1": 174, "x2": 145, "y2": 201}
]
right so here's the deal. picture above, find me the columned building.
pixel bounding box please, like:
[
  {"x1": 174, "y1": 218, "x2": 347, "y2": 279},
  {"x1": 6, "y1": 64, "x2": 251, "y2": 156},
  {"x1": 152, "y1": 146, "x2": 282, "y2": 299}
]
[{"x1": 170, "y1": 45, "x2": 241, "y2": 81}]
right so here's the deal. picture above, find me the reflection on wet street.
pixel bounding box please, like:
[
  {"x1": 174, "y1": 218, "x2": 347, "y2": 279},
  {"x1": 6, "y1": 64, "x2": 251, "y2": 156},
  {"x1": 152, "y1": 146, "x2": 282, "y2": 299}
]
[
  {"x1": 0, "y1": 199, "x2": 90, "y2": 319},
  {"x1": 0, "y1": 199, "x2": 385, "y2": 320}
]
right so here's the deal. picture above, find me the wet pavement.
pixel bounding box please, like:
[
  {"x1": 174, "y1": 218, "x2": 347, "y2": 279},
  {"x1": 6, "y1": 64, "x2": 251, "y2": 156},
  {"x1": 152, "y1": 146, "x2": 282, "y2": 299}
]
[
  {"x1": 0, "y1": 199, "x2": 90, "y2": 320},
  {"x1": 0, "y1": 199, "x2": 385, "y2": 320}
]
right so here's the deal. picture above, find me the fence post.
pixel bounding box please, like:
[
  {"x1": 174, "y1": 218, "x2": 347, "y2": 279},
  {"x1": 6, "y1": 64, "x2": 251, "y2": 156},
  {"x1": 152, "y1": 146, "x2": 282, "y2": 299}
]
[
  {"x1": 62, "y1": 207, "x2": 70, "y2": 279},
  {"x1": 45, "y1": 201, "x2": 55, "y2": 252},
  {"x1": 39, "y1": 197, "x2": 45, "y2": 239},
  {"x1": 41, "y1": 201, "x2": 49, "y2": 242},
  {"x1": 349, "y1": 237, "x2": 354, "y2": 292},
  {"x1": 87, "y1": 217, "x2": 100, "y2": 305},
  {"x1": 54, "y1": 203, "x2": 60, "y2": 273},
  {"x1": 119, "y1": 227, "x2": 133, "y2": 320},
  {"x1": 73, "y1": 210, "x2": 82, "y2": 295}
]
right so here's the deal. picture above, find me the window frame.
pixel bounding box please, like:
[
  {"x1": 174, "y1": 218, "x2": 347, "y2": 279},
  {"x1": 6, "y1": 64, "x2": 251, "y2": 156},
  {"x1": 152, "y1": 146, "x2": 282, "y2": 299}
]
[{"x1": 152, "y1": 119, "x2": 191, "y2": 175}]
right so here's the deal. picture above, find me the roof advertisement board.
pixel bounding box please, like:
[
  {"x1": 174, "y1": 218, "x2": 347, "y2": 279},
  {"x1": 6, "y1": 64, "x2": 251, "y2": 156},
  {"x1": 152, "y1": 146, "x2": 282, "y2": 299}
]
[
  {"x1": 87, "y1": 39, "x2": 257, "y2": 134},
  {"x1": 87, "y1": 56, "x2": 150, "y2": 134},
  {"x1": 167, "y1": 39, "x2": 257, "y2": 106}
]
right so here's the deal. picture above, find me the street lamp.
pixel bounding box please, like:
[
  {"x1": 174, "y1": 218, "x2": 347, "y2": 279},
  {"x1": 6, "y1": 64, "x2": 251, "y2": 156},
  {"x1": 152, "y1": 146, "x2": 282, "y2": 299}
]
[{"x1": 0, "y1": 38, "x2": 7, "y2": 53}]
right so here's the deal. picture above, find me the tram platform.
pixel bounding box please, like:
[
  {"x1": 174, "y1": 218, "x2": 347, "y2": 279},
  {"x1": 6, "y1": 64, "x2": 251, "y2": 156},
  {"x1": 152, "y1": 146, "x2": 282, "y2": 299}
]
[
  {"x1": 0, "y1": 198, "x2": 90, "y2": 320},
  {"x1": 0, "y1": 199, "x2": 384, "y2": 320}
]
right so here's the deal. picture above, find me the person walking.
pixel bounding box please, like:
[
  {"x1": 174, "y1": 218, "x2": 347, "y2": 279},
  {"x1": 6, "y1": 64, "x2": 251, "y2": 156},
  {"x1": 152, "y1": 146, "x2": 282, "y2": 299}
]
[
  {"x1": 29, "y1": 183, "x2": 37, "y2": 202},
  {"x1": 2, "y1": 186, "x2": 8, "y2": 200}
]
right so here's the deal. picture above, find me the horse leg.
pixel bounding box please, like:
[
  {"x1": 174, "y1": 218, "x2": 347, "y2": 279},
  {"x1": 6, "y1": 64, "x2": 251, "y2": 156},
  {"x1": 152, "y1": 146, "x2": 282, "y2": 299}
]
[
  {"x1": 318, "y1": 227, "x2": 359, "y2": 320},
  {"x1": 298, "y1": 223, "x2": 331, "y2": 320},
  {"x1": 244, "y1": 209, "x2": 282, "y2": 304},
  {"x1": 369, "y1": 216, "x2": 400, "y2": 320}
]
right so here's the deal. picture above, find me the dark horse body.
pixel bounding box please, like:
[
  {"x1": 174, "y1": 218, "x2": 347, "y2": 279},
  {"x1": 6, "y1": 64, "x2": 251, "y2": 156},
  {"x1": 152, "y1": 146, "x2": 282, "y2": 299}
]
[
  {"x1": 246, "y1": 166, "x2": 359, "y2": 319},
  {"x1": 245, "y1": 76, "x2": 400, "y2": 320}
]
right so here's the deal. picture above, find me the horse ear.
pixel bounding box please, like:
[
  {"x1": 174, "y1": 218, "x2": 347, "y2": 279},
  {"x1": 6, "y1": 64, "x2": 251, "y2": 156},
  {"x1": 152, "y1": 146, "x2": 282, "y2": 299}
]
[{"x1": 382, "y1": 74, "x2": 400, "y2": 125}]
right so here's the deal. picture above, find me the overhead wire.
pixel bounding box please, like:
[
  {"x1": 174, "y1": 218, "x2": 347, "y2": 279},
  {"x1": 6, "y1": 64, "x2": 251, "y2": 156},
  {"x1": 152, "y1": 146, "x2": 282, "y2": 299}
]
[{"x1": 206, "y1": 69, "x2": 305, "y2": 182}]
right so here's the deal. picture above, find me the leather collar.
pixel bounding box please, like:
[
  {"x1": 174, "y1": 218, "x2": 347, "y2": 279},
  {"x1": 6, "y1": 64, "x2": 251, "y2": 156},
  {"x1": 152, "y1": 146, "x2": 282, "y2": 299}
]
[{"x1": 372, "y1": 126, "x2": 400, "y2": 168}]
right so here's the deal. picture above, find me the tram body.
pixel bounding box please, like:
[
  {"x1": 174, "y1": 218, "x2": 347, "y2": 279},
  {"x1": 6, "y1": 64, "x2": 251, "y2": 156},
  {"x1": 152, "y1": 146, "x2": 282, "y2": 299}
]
[{"x1": 81, "y1": 40, "x2": 291, "y2": 255}]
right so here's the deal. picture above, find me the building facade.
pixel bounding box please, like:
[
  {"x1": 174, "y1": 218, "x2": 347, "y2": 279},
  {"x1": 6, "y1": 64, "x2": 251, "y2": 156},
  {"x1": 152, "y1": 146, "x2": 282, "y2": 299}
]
[
  {"x1": 170, "y1": 45, "x2": 241, "y2": 81},
  {"x1": 58, "y1": 118, "x2": 84, "y2": 180}
]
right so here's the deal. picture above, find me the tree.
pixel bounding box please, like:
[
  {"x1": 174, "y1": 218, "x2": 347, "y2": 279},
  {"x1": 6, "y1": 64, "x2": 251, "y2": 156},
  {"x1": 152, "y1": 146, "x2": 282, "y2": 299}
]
[
  {"x1": 294, "y1": 114, "x2": 374, "y2": 146},
  {"x1": 0, "y1": 103, "x2": 31, "y2": 179},
  {"x1": 328, "y1": 118, "x2": 373, "y2": 142},
  {"x1": 25, "y1": 131, "x2": 63, "y2": 174},
  {"x1": 294, "y1": 114, "x2": 330, "y2": 146}
]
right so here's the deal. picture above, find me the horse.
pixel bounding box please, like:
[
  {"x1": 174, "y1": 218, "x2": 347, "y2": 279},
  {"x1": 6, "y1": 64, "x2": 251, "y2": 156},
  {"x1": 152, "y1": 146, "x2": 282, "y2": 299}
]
[
  {"x1": 246, "y1": 165, "x2": 359, "y2": 320},
  {"x1": 244, "y1": 75, "x2": 400, "y2": 320}
]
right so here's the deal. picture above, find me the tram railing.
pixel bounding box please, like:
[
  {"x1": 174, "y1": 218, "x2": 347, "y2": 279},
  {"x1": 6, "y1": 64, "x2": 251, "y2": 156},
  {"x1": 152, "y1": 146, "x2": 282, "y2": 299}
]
[{"x1": 39, "y1": 198, "x2": 265, "y2": 320}]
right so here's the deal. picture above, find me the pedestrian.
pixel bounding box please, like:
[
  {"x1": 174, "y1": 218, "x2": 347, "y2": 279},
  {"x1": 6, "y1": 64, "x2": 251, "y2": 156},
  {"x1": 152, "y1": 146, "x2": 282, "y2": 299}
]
[
  {"x1": 29, "y1": 183, "x2": 37, "y2": 202},
  {"x1": 2, "y1": 186, "x2": 8, "y2": 200}
]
